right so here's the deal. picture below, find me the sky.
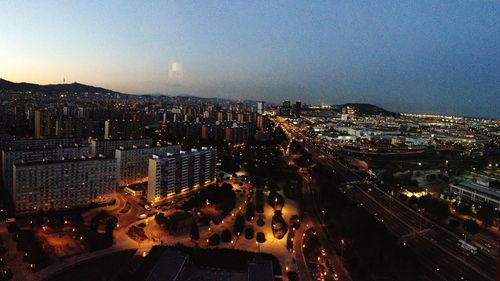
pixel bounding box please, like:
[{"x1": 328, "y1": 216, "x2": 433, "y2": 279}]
[{"x1": 0, "y1": 1, "x2": 499, "y2": 118}]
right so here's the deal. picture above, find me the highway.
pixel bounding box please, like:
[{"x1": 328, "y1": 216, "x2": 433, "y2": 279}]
[{"x1": 273, "y1": 116, "x2": 497, "y2": 281}]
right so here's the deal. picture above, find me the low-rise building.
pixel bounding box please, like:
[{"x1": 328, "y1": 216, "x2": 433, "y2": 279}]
[{"x1": 449, "y1": 182, "x2": 500, "y2": 208}]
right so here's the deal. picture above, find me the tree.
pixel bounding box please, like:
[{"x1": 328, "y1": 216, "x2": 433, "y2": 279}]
[
  {"x1": 449, "y1": 219, "x2": 460, "y2": 228},
  {"x1": 104, "y1": 218, "x2": 117, "y2": 242},
  {"x1": 245, "y1": 202, "x2": 255, "y2": 221},
  {"x1": 426, "y1": 174, "x2": 437, "y2": 182},
  {"x1": 408, "y1": 196, "x2": 418, "y2": 206},
  {"x1": 221, "y1": 229, "x2": 232, "y2": 243},
  {"x1": 189, "y1": 221, "x2": 199, "y2": 240},
  {"x1": 256, "y1": 232, "x2": 266, "y2": 243},
  {"x1": 90, "y1": 216, "x2": 100, "y2": 232},
  {"x1": 463, "y1": 219, "x2": 480, "y2": 238},
  {"x1": 268, "y1": 191, "x2": 285, "y2": 211},
  {"x1": 272, "y1": 211, "x2": 288, "y2": 239},
  {"x1": 457, "y1": 202, "x2": 473, "y2": 216},
  {"x1": 399, "y1": 194, "x2": 408, "y2": 202},
  {"x1": 233, "y1": 215, "x2": 245, "y2": 236},
  {"x1": 245, "y1": 228, "x2": 254, "y2": 240},
  {"x1": 155, "y1": 213, "x2": 167, "y2": 225},
  {"x1": 477, "y1": 203, "x2": 496, "y2": 227},
  {"x1": 208, "y1": 234, "x2": 220, "y2": 246},
  {"x1": 417, "y1": 195, "x2": 431, "y2": 210},
  {"x1": 426, "y1": 199, "x2": 450, "y2": 220}
]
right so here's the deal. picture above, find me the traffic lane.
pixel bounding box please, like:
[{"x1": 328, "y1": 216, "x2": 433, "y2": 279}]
[
  {"x1": 343, "y1": 188, "x2": 412, "y2": 237},
  {"x1": 302, "y1": 177, "x2": 352, "y2": 281},
  {"x1": 339, "y1": 171, "x2": 496, "y2": 280},
  {"x1": 314, "y1": 158, "x2": 492, "y2": 280},
  {"x1": 293, "y1": 219, "x2": 313, "y2": 281},
  {"x1": 334, "y1": 163, "x2": 497, "y2": 274},
  {"x1": 426, "y1": 230, "x2": 497, "y2": 278},
  {"x1": 407, "y1": 236, "x2": 486, "y2": 281}
]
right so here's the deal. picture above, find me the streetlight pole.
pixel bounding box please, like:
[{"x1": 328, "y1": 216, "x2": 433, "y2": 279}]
[{"x1": 341, "y1": 239, "x2": 344, "y2": 258}]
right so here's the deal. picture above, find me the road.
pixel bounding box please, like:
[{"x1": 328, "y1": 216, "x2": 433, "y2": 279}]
[
  {"x1": 284, "y1": 138, "x2": 351, "y2": 281},
  {"x1": 274, "y1": 116, "x2": 497, "y2": 281}
]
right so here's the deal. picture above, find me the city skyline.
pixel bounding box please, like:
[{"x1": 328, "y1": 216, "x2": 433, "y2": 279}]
[{"x1": 1, "y1": 1, "x2": 499, "y2": 118}]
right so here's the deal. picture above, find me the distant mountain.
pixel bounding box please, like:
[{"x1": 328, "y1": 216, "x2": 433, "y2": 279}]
[
  {"x1": 341, "y1": 103, "x2": 400, "y2": 117},
  {"x1": 0, "y1": 79, "x2": 123, "y2": 95}
]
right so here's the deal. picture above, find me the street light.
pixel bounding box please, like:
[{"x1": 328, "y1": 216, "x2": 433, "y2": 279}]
[{"x1": 341, "y1": 239, "x2": 344, "y2": 257}]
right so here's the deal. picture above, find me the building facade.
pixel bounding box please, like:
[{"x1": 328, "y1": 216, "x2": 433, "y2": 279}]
[
  {"x1": 115, "y1": 144, "x2": 181, "y2": 186},
  {"x1": 2, "y1": 144, "x2": 90, "y2": 194},
  {"x1": 449, "y1": 182, "x2": 500, "y2": 208},
  {"x1": 147, "y1": 147, "x2": 217, "y2": 204},
  {"x1": 104, "y1": 119, "x2": 145, "y2": 140},
  {"x1": 89, "y1": 138, "x2": 153, "y2": 157},
  {"x1": 12, "y1": 157, "x2": 117, "y2": 214}
]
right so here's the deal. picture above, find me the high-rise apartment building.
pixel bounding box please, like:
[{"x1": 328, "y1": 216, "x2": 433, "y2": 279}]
[
  {"x1": 295, "y1": 101, "x2": 302, "y2": 118},
  {"x1": 12, "y1": 157, "x2": 117, "y2": 214},
  {"x1": 147, "y1": 147, "x2": 217, "y2": 204},
  {"x1": 89, "y1": 138, "x2": 153, "y2": 157},
  {"x1": 104, "y1": 119, "x2": 145, "y2": 140},
  {"x1": 34, "y1": 109, "x2": 52, "y2": 138},
  {"x1": 2, "y1": 144, "x2": 90, "y2": 193},
  {"x1": 280, "y1": 101, "x2": 292, "y2": 116},
  {"x1": 257, "y1": 101, "x2": 265, "y2": 115},
  {"x1": 115, "y1": 144, "x2": 181, "y2": 186}
]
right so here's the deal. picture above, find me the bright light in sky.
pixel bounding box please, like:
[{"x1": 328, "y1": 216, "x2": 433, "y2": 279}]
[
  {"x1": 0, "y1": 1, "x2": 499, "y2": 118},
  {"x1": 168, "y1": 62, "x2": 183, "y2": 81}
]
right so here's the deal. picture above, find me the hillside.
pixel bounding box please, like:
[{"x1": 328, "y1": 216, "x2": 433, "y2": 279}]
[
  {"x1": 341, "y1": 103, "x2": 400, "y2": 117},
  {"x1": 0, "y1": 79, "x2": 122, "y2": 95}
]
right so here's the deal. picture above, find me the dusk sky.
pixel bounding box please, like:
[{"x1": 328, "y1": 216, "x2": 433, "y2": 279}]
[{"x1": 1, "y1": 1, "x2": 499, "y2": 118}]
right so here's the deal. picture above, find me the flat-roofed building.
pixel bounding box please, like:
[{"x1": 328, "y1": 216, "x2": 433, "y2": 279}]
[
  {"x1": 116, "y1": 144, "x2": 181, "y2": 186},
  {"x1": 89, "y1": 138, "x2": 153, "y2": 157},
  {"x1": 104, "y1": 119, "x2": 145, "y2": 140},
  {"x1": 1, "y1": 137, "x2": 78, "y2": 151},
  {"x1": 12, "y1": 157, "x2": 117, "y2": 214},
  {"x1": 147, "y1": 147, "x2": 216, "y2": 204},
  {"x1": 2, "y1": 144, "x2": 91, "y2": 194},
  {"x1": 449, "y1": 182, "x2": 500, "y2": 208}
]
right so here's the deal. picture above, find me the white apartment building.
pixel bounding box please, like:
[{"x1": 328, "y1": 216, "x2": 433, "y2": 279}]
[
  {"x1": 89, "y1": 138, "x2": 153, "y2": 157},
  {"x1": 12, "y1": 157, "x2": 117, "y2": 214},
  {"x1": 2, "y1": 145, "x2": 91, "y2": 194},
  {"x1": 147, "y1": 147, "x2": 217, "y2": 204},
  {"x1": 115, "y1": 144, "x2": 181, "y2": 186}
]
